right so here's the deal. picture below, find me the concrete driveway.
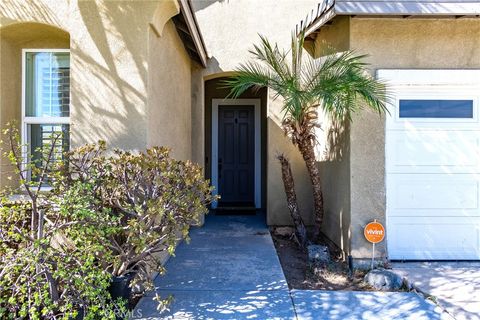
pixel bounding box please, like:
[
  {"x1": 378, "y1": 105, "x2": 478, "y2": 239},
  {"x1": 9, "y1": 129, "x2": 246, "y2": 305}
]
[
  {"x1": 132, "y1": 215, "x2": 454, "y2": 319},
  {"x1": 393, "y1": 262, "x2": 480, "y2": 320},
  {"x1": 292, "y1": 290, "x2": 452, "y2": 320}
]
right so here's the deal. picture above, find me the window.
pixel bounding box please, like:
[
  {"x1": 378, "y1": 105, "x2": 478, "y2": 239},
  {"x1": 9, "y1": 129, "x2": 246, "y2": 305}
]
[
  {"x1": 22, "y1": 50, "x2": 70, "y2": 176},
  {"x1": 399, "y1": 99, "x2": 474, "y2": 119}
]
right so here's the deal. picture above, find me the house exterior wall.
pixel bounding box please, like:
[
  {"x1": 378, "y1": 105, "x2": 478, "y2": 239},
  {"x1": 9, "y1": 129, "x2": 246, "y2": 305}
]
[
  {"x1": 0, "y1": 0, "x2": 194, "y2": 180},
  {"x1": 310, "y1": 16, "x2": 350, "y2": 56},
  {"x1": 191, "y1": 0, "x2": 319, "y2": 225},
  {"x1": 147, "y1": 20, "x2": 192, "y2": 161},
  {"x1": 310, "y1": 16, "x2": 352, "y2": 257},
  {"x1": 349, "y1": 18, "x2": 480, "y2": 260},
  {"x1": 310, "y1": 16, "x2": 480, "y2": 261}
]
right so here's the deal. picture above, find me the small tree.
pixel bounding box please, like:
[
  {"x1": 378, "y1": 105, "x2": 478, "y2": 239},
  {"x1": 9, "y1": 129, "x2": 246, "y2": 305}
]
[{"x1": 224, "y1": 33, "x2": 387, "y2": 239}]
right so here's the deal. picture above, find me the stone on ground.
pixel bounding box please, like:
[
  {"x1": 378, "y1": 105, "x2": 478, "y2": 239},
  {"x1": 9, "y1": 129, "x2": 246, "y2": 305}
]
[
  {"x1": 273, "y1": 226, "x2": 294, "y2": 237},
  {"x1": 307, "y1": 244, "x2": 330, "y2": 266},
  {"x1": 364, "y1": 268, "x2": 403, "y2": 291}
]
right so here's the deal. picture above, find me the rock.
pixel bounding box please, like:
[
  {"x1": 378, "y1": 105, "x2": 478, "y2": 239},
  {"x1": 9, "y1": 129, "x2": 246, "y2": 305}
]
[
  {"x1": 364, "y1": 269, "x2": 403, "y2": 291},
  {"x1": 307, "y1": 245, "x2": 330, "y2": 266},
  {"x1": 274, "y1": 226, "x2": 294, "y2": 237}
]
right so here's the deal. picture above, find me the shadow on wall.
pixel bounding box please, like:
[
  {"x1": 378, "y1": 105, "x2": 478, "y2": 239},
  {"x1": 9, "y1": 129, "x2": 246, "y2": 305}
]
[
  {"x1": 317, "y1": 117, "x2": 351, "y2": 257},
  {"x1": 0, "y1": 0, "x2": 59, "y2": 26},
  {"x1": 1, "y1": 0, "x2": 192, "y2": 189},
  {"x1": 0, "y1": 0, "x2": 167, "y2": 151},
  {"x1": 73, "y1": 1, "x2": 150, "y2": 149},
  {"x1": 268, "y1": 117, "x2": 316, "y2": 226},
  {"x1": 323, "y1": 117, "x2": 349, "y2": 162}
]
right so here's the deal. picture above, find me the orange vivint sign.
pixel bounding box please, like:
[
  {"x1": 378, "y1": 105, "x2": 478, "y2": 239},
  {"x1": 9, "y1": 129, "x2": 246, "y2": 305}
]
[{"x1": 364, "y1": 220, "x2": 385, "y2": 244}]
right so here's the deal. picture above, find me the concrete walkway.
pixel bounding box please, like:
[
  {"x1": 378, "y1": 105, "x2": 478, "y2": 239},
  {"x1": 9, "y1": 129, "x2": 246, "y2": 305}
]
[
  {"x1": 133, "y1": 214, "x2": 295, "y2": 319},
  {"x1": 393, "y1": 262, "x2": 480, "y2": 320},
  {"x1": 133, "y1": 215, "x2": 452, "y2": 320}
]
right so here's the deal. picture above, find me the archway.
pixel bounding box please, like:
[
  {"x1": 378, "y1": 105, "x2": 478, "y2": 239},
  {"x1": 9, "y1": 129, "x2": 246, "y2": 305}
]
[{"x1": 204, "y1": 76, "x2": 268, "y2": 213}]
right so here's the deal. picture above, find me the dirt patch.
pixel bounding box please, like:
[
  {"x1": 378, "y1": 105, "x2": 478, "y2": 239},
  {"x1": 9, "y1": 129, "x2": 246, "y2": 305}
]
[{"x1": 271, "y1": 229, "x2": 374, "y2": 291}]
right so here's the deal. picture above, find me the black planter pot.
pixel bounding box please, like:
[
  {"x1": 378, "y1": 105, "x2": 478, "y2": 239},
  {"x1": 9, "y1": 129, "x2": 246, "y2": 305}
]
[{"x1": 108, "y1": 273, "x2": 135, "y2": 302}]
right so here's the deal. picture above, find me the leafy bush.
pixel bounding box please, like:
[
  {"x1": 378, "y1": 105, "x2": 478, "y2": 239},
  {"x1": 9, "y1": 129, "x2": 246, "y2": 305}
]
[
  {"x1": 61, "y1": 144, "x2": 217, "y2": 297},
  {"x1": 0, "y1": 186, "x2": 125, "y2": 319},
  {"x1": 0, "y1": 123, "x2": 217, "y2": 318},
  {"x1": 0, "y1": 124, "x2": 125, "y2": 319}
]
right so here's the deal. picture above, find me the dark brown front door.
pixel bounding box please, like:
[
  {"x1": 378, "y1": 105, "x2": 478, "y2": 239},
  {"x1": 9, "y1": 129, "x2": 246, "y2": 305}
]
[{"x1": 218, "y1": 105, "x2": 255, "y2": 206}]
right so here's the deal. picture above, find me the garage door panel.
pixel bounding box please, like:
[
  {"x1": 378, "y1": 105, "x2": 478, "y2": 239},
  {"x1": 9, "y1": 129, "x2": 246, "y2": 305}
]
[
  {"x1": 389, "y1": 208, "x2": 480, "y2": 218},
  {"x1": 387, "y1": 174, "x2": 479, "y2": 210},
  {"x1": 387, "y1": 217, "x2": 480, "y2": 260},
  {"x1": 382, "y1": 69, "x2": 480, "y2": 261},
  {"x1": 386, "y1": 131, "x2": 480, "y2": 173}
]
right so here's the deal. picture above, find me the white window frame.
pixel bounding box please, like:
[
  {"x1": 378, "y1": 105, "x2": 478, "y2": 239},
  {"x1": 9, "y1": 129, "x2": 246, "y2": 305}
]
[{"x1": 21, "y1": 49, "x2": 71, "y2": 175}]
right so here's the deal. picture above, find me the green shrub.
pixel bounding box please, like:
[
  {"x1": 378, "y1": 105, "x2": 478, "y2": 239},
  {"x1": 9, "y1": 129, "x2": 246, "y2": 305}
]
[
  {"x1": 0, "y1": 184, "x2": 126, "y2": 319},
  {"x1": 62, "y1": 144, "x2": 217, "y2": 299},
  {"x1": 0, "y1": 125, "x2": 124, "y2": 319},
  {"x1": 0, "y1": 122, "x2": 217, "y2": 318}
]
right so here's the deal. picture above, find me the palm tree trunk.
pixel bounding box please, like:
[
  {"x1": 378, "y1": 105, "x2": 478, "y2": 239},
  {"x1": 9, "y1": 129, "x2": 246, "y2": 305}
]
[
  {"x1": 298, "y1": 138, "x2": 324, "y2": 240},
  {"x1": 277, "y1": 154, "x2": 307, "y2": 247}
]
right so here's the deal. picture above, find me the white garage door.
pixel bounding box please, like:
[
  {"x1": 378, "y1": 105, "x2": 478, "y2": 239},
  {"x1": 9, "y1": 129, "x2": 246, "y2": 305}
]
[{"x1": 381, "y1": 70, "x2": 480, "y2": 260}]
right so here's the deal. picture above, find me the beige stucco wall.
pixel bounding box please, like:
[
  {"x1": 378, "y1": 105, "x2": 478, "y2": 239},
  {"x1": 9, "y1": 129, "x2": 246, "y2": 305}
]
[
  {"x1": 348, "y1": 18, "x2": 480, "y2": 259},
  {"x1": 147, "y1": 20, "x2": 192, "y2": 160},
  {"x1": 0, "y1": 0, "x2": 195, "y2": 188},
  {"x1": 317, "y1": 116, "x2": 351, "y2": 257},
  {"x1": 70, "y1": 0, "x2": 158, "y2": 150},
  {"x1": 267, "y1": 95, "x2": 315, "y2": 225},
  {"x1": 191, "y1": 0, "x2": 319, "y2": 225},
  {"x1": 310, "y1": 16, "x2": 350, "y2": 56},
  {"x1": 309, "y1": 16, "x2": 352, "y2": 256}
]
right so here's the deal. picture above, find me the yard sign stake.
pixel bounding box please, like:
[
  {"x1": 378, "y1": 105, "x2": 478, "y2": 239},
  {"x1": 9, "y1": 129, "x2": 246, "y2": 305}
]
[{"x1": 364, "y1": 219, "x2": 385, "y2": 269}]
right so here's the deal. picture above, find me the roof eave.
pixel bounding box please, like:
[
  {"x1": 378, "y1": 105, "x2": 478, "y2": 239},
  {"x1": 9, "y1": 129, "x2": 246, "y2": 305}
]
[
  {"x1": 177, "y1": 0, "x2": 209, "y2": 67},
  {"x1": 304, "y1": 7, "x2": 337, "y2": 38},
  {"x1": 300, "y1": 1, "x2": 480, "y2": 38}
]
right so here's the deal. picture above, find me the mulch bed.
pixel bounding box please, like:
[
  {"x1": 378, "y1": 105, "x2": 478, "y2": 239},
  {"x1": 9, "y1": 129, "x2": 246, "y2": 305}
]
[{"x1": 271, "y1": 228, "x2": 374, "y2": 291}]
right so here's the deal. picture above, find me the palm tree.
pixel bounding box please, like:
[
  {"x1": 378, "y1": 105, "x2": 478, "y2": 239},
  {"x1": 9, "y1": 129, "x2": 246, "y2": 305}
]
[{"x1": 223, "y1": 32, "x2": 388, "y2": 239}]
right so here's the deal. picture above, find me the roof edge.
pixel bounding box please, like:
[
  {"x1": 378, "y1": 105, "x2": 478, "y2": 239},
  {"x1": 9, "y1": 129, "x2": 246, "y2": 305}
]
[
  {"x1": 178, "y1": 0, "x2": 209, "y2": 67},
  {"x1": 299, "y1": 0, "x2": 480, "y2": 38}
]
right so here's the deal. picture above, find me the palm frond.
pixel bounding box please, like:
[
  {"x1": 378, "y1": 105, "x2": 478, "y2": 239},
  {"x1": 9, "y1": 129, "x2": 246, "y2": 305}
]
[
  {"x1": 249, "y1": 34, "x2": 291, "y2": 83},
  {"x1": 291, "y1": 30, "x2": 305, "y2": 84},
  {"x1": 223, "y1": 32, "x2": 388, "y2": 123},
  {"x1": 221, "y1": 61, "x2": 274, "y2": 98},
  {"x1": 306, "y1": 52, "x2": 388, "y2": 120}
]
